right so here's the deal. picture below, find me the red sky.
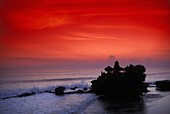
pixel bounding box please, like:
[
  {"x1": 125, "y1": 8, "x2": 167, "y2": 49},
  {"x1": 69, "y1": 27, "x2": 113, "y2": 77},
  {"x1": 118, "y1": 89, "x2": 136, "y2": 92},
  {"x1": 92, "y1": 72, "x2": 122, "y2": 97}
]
[{"x1": 0, "y1": 0, "x2": 170, "y2": 68}]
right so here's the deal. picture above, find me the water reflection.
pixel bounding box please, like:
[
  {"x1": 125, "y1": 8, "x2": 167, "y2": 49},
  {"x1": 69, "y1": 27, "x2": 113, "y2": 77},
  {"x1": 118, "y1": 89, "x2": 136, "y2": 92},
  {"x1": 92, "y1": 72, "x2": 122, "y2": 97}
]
[{"x1": 97, "y1": 96, "x2": 145, "y2": 114}]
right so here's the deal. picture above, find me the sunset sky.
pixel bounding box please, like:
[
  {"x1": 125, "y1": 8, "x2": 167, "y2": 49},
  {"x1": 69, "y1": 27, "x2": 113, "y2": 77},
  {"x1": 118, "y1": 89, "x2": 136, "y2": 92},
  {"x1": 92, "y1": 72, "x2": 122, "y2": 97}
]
[{"x1": 0, "y1": 0, "x2": 170, "y2": 68}]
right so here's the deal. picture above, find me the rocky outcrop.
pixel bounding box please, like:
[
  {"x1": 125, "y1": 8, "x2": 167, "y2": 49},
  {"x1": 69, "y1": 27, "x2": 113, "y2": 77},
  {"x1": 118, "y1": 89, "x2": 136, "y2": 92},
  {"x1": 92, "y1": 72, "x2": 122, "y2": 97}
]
[
  {"x1": 55, "y1": 86, "x2": 66, "y2": 95},
  {"x1": 91, "y1": 61, "x2": 148, "y2": 97},
  {"x1": 155, "y1": 80, "x2": 170, "y2": 91}
]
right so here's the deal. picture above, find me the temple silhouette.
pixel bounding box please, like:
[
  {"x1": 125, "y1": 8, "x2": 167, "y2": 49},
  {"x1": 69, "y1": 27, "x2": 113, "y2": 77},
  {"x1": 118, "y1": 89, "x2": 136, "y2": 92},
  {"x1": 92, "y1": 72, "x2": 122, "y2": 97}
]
[{"x1": 91, "y1": 61, "x2": 148, "y2": 97}]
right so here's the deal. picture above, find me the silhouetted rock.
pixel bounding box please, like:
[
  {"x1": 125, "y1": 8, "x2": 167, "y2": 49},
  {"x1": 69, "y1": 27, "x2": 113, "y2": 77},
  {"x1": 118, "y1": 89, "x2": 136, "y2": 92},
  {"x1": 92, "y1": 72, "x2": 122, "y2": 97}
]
[
  {"x1": 155, "y1": 80, "x2": 170, "y2": 91},
  {"x1": 70, "y1": 87, "x2": 78, "y2": 90},
  {"x1": 76, "y1": 89, "x2": 84, "y2": 93},
  {"x1": 83, "y1": 87, "x2": 88, "y2": 91},
  {"x1": 55, "y1": 86, "x2": 65, "y2": 95},
  {"x1": 16, "y1": 92, "x2": 35, "y2": 97},
  {"x1": 91, "y1": 61, "x2": 148, "y2": 97}
]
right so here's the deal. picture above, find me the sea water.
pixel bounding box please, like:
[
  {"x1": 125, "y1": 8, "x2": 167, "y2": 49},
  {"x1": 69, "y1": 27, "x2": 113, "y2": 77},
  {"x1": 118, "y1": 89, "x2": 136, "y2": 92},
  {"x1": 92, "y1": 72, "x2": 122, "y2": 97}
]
[{"x1": 0, "y1": 67, "x2": 170, "y2": 113}]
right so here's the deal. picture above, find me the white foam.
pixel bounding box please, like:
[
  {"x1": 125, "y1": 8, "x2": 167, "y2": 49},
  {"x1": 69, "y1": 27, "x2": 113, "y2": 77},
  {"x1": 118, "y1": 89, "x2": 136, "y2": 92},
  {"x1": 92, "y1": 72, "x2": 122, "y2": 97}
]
[
  {"x1": 0, "y1": 93, "x2": 97, "y2": 114},
  {"x1": 0, "y1": 81, "x2": 91, "y2": 99}
]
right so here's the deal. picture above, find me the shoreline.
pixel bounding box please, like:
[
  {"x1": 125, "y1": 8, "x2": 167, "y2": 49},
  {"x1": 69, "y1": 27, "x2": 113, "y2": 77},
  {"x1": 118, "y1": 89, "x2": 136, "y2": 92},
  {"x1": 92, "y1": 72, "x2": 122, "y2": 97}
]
[{"x1": 0, "y1": 86, "x2": 170, "y2": 113}]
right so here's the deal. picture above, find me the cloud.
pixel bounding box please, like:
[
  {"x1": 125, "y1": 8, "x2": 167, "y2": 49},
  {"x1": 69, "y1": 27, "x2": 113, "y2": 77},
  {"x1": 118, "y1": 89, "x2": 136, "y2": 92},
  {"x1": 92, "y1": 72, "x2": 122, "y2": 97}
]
[
  {"x1": 1, "y1": 0, "x2": 71, "y2": 30},
  {"x1": 14, "y1": 58, "x2": 35, "y2": 60},
  {"x1": 0, "y1": 0, "x2": 169, "y2": 64},
  {"x1": 107, "y1": 55, "x2": 116, "y2": 62},
  {"x1": 64, "y1": 32, "x2": 123, "y2": 41}
]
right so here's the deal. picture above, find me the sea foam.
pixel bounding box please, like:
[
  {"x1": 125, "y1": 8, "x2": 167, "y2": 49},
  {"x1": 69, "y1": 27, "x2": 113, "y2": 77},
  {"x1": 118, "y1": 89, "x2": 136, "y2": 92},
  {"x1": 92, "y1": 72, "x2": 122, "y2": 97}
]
[
  {"x1": 0, "y1": 81, "x2": 90, "y2": 99},
  {"x1": 0, "y1": 93, "x2": 97, "y2": 114}
]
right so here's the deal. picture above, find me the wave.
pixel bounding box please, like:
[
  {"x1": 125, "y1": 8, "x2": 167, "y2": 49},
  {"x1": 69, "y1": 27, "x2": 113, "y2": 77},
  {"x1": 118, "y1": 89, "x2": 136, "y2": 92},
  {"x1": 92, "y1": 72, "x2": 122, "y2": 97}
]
[
  {"x1": 0, "y1": 77, "x2": 96, "y2": 84},
  {"x1": 0, "y1": 81, "x2": 91, "y2": 99},
  {"x1": 147, "y1": 71, "x2": 170, "y2": 76}
]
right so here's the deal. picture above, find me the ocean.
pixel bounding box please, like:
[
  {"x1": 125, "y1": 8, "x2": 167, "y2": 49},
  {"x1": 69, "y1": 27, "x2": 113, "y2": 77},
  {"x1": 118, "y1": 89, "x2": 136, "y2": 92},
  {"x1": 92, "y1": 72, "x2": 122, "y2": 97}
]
[{"x1": 0, "y1": 67, "x2": 170, "y2": 114}]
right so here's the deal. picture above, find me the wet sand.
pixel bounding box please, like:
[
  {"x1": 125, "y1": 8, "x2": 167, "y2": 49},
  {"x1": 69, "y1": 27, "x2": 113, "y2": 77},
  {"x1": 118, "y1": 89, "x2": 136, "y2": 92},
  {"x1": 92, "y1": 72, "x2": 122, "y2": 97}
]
[
  {"x1": 84, "y1": 87, "x2": 170, "y2": 114},
  {"x1": 146, "y1": 95, "x2": 170, "y2": 114},
  {"x1": 85, "y1": 97, "x2": 145, "y2": 114}
]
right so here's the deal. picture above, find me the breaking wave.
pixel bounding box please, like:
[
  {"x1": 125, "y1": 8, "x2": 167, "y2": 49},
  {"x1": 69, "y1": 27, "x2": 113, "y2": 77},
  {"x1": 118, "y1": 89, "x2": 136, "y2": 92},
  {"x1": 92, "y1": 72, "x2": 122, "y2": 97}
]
[
  {"x1": 147, "y1": 71, "x2": 170, "y2": 76},
  {"x1": 0, "y1": 81, "x2": 91, "y2": 99}
]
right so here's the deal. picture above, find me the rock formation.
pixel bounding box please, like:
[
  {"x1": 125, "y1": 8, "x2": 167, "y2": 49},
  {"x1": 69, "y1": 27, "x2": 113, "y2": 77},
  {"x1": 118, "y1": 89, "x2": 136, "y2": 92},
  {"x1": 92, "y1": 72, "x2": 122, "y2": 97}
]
[
  {"x1": 55, "y1": 86, "x2": 66, "y2": 95},
  {"x1": 91, "y1": 61, "x2": 148, "y2": 97},
  {"x1": 155, "y1": 80, "x2": 170, "y2": 91}
]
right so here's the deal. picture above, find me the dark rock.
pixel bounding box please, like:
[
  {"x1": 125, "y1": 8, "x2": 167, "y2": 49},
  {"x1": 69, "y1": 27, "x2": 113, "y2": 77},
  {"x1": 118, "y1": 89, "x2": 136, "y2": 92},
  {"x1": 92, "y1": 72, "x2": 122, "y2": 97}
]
[
  {"x1": 45, "y1": 90, "x2": 53, "y2": 93},
  {"x1": 155, "y1": 80, "x2": 170, "y2": 91},
  {"x1": 91, "y1": 61, "x2": 148, "y2": 97},
  {"x1": 76, "y1": 89, "x2": 84, "y2": 93},
  {"x1": 70, "y1": 87, "x2": 78, "y2": 90},
  {"x1": 83, "y1": 87, "x2": 88, "y2": 91},
  {"x1": 16, "y1": 92, "x2": 35, "y2": 97},
  {"x1": 55, "y1": 86, "x2": 65, "y2": 95}
]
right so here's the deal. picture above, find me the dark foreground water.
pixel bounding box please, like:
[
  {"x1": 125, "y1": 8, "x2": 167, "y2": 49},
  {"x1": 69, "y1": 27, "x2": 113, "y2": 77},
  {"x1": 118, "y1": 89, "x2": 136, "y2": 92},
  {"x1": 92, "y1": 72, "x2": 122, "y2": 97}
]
[
  {"x1": 85, "y1": 87, "x2": 170, "y2": 114},
  {"x1": 0, "y1": 67, "x2": 170, "y2": 113}
]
